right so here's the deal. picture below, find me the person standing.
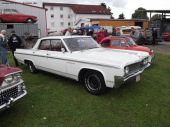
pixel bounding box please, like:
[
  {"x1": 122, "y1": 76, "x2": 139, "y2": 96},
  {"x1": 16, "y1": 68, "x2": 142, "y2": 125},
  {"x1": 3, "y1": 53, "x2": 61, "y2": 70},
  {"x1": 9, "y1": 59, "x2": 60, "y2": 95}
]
[
  {"x1": 65, "y1": 27, "x2": 72, "y2": 36},
  {"x1": 96, "y1": 28, "x2": 105, "y2": 43},
  {"x1": 0, "y1": 30, "x2": 7, "y2": 65},
  {"x1": 152, "y1": 27, "x2": 157, "y2": 45},
  {"x1": 8, "y1": 31, "x2": 22, "y2": 66}
]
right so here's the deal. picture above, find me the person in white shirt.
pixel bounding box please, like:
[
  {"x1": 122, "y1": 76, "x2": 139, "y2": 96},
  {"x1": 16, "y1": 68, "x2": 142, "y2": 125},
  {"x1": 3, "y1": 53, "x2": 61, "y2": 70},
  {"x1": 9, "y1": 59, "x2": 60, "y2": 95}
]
[{"x1": 65, "y1": 27, "x2": 72, "y2": 36}]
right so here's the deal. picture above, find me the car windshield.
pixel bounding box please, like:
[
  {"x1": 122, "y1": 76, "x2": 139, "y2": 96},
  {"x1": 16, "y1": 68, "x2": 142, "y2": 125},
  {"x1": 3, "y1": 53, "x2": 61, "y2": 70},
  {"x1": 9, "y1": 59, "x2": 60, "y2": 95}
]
[
  {"x1": 64, "y1": 37, "x2": 100, "y2": 52},
  {"x1": 127, "y1": 37, "x2": 136, "y2": 46}
]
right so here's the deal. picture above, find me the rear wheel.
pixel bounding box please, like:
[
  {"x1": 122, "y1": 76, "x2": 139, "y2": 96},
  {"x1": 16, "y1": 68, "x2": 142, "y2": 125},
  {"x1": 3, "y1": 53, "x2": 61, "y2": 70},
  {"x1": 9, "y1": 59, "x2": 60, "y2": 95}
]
[
  {"x1": 28, "y1": 62, "x2": 36, "y2": 73},
  {"x1": 84, "y1": 71, "x2": 106, "y2": 95}
]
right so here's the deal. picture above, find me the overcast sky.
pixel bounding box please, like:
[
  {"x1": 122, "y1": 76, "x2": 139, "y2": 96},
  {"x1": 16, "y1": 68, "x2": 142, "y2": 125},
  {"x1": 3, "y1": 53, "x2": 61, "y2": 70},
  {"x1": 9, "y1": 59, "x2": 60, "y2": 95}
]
[{"x1": 16, "y1": 0, "x2": 170, "y2": 19}]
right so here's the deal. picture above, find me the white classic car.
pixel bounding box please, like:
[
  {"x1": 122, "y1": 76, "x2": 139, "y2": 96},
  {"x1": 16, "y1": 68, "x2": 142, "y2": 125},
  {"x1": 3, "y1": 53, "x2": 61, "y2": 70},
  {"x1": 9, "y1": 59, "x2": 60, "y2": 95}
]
[{"x1": 14, "y1": 36, "x2": 149, "y2": 95}]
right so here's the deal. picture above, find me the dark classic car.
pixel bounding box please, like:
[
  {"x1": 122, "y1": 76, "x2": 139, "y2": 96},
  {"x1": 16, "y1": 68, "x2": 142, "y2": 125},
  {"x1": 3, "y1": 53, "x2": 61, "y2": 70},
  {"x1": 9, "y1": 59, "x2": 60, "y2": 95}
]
[
  {"x1": 0, "y1": 9, "x2": 37, "y2": 23},
  {"x1": 0, "y1": 65, "x2": 27, "y2": 110}
]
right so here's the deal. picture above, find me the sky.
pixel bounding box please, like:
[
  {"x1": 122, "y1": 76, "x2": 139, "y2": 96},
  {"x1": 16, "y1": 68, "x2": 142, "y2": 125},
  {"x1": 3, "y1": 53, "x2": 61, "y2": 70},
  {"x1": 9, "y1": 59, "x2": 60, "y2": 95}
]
[{"x1": 16, "y1": 0, "x2": 170, "y2": 19}]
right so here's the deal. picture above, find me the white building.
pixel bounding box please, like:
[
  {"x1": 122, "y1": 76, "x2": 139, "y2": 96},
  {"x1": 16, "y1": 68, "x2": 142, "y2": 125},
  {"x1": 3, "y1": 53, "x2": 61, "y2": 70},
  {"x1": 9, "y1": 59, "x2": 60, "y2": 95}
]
[
  {"x1": 0, "y1": 0, "x2": 47, "y2": 37},
  {"x1": 43, "y1": 3, "x2": 112, "y2": 33}
]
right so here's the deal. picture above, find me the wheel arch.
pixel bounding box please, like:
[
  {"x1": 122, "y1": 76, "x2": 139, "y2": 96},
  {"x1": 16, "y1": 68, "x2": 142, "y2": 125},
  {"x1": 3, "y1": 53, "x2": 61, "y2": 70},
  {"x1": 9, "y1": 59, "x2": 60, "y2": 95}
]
[
  {"x1": 24, "y1": 59, "x2": 34, "y2": 66},
  {"x1": 78, "y1": 68, "x2": 106, "y2": 84}
]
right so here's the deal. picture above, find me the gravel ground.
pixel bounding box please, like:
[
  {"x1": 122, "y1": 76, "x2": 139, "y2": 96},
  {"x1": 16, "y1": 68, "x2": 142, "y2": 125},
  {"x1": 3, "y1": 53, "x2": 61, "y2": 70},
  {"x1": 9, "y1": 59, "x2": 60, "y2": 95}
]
[{"x1": 146, "y1": 41, "x2": 170, "y2": 55}]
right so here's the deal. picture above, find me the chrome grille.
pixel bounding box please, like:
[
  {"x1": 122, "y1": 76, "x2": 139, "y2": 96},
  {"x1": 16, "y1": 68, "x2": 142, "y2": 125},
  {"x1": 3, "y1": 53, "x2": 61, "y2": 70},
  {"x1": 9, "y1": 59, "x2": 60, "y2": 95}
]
[
  {"x1": 0, "y1": 86, "x2": 18, "y2": 106},
  {"x1": 128, "y1": 61, "x2": 144, "y2": 74}
]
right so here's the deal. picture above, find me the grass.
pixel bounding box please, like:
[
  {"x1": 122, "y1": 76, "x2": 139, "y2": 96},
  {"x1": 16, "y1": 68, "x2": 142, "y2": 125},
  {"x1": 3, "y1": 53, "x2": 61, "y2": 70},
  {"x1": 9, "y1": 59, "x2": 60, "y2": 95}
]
[{"x1": 0, "y1": 53, "x2": 170, "y2": 127}]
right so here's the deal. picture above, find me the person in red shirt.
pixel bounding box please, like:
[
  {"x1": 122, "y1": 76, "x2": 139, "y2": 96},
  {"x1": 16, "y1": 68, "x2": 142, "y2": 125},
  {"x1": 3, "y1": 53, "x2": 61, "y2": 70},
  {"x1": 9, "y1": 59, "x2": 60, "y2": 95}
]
[{"x1": 96, "y1": 28, "x2": 105, "y2": 43}]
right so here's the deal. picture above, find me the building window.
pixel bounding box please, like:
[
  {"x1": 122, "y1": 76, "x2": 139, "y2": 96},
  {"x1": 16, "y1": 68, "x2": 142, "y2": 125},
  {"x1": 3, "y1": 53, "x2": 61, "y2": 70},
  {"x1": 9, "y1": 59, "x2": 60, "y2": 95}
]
[
  {"x1": 51, "y1": 14, "x2": 54, "y2": 18},
  {"x1": 60, "y1": 7, "x2": 63, "y2": 11},
  {"x1": 50, "y1": 6, "x2": 54, "y2": 10},
  {"x1": 51, "y1": 22, "x2": 55, "y2": 27},
  {"x1": 68, "y1": 14, "x2": 70, "y2": 19},
  {"x1": 60, "y1": 14, "x2": 63, "y2": 18},
  {"x1": 60, "y1": 22, "x2": 64, "y2": 26},
  {"x1": 68, "y1": 22, "x2": 71, "y2": 26}
]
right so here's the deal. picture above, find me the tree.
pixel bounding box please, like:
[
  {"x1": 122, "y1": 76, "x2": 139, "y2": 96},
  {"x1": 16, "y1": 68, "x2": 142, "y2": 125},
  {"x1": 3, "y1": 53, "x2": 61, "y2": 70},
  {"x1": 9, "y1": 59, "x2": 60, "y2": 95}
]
[
  {"x1": 100, "y1": 3, "x2": 114, "y2": 19},
  {"x1": 151, "y1": 14, "x2": 162, "y2": 20},
  {"x1": 100, "y1": 3, "x2": 107, "y2": 8},
  {"x1": 132, "y1": 7, "x2": 149, "y2": 19},
  {"x1": 118, "y1": 13, "x2": 125, "y2": 19}
]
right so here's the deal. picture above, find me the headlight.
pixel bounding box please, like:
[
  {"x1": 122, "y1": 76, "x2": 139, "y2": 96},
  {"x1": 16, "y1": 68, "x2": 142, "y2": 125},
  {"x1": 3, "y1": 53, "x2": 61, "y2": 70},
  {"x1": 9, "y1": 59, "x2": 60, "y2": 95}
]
[
  {"x1": 124, "y1": 66, "x2": 129, "y2": 75},
  {"x1": 143, "y1": 58, "x2": 148, "y2": 65},
  {"x1": 13, "y1": 73, "x2": 22, "y2": 80},
  {"x1": 4, "y1": 75, "x2": 14, "y2": 84},
  {"x1": 4, "y1": 73, "x2": 21, "y2": 84}
]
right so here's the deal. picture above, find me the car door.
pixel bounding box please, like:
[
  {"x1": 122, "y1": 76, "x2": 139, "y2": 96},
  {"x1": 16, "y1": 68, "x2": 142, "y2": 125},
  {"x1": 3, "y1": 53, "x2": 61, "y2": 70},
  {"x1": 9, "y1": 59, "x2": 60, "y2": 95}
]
[
  {"x1": 33, "y1": 39, "x2": 50, "y2": 70},
  {"x1": 46, "y1": 39, "x2": 67, "y2": 75},
  {"x1": 3, "y1": 9, "x2": 12, "y2": 22}
]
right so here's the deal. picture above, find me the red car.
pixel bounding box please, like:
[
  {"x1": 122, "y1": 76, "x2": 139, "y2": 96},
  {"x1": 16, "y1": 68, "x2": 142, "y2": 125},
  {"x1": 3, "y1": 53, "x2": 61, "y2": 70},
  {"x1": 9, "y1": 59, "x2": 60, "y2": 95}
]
[
  {"x1": 162, "y1": 26, "x2": 170, "y2": 41},
  {"x1": 0, "y1": 65, "x2": 27, "y2": 110},
  {"x1": 0, "y1": 9, "x2": 37, "y2": 23},
  {"x1": 100, "y1": 36, "x2": 154, "y2": 64}
]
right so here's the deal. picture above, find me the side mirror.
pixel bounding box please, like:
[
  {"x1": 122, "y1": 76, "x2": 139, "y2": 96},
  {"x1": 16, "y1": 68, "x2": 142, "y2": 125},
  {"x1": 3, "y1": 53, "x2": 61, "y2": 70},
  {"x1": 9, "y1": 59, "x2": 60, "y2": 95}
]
[{"x1": 61, "y1": 48, "x2": 66, "y2": 53}]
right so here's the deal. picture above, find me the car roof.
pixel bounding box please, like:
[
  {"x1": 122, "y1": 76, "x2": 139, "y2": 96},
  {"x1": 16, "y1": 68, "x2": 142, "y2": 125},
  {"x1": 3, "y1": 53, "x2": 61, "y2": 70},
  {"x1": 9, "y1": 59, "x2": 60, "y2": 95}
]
[{"x1": 40, "y1": 35, "x2": 91, "y2": 40}]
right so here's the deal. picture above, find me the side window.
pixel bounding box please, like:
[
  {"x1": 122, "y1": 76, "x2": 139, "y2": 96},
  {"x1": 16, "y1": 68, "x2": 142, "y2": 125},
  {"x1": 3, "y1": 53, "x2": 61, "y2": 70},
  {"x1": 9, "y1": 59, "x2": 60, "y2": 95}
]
[
  {"x1": 111, "y1": 40, "x2": 121, "y2": 46},
  {"x1": 120, "y1": 40, "x2": 127, "y2": 47},
  {"x1": 51, "y1": 39, "x2": 66, "y2": 52},
  {"x1": 101, "y1": 39, "x2": 110, "y2": 47},
  {"x1": 4, "y1": 9, "x2": 11, "y2": 14},
  {"x1": 39, "y1": 40, "x2": 51, "y2": 50}
]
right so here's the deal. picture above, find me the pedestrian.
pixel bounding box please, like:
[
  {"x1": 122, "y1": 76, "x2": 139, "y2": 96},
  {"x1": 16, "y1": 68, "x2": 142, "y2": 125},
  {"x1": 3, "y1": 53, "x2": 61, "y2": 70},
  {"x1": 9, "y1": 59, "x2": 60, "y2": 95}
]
[
  {"x1": 0, "y1": 30, "x2": 7, "y2": 65},
  {"x1": 96, "y1": 28, "x2": 105, "y2": 43},
  {"x1": 65, "y1": 27, "x2": 72, "y2": 36},
  {"x1": 8, "y1": 31, "x2": 22, "y2": 66},
  {"x1": 152, "y1": 27, "x2": 157, "y2": 45}
]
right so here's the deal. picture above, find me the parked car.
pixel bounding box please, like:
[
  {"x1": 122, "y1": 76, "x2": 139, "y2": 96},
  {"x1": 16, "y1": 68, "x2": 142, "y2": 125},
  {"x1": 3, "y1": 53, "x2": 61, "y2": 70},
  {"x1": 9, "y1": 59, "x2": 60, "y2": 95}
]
[
  {"x1": 100, "y1": 36, "x2": 154, "y2": 65},
  {"x1": 0, "y1": 65, "x2": 27, "y2": 110},
  {"x1": 0, "y1": 9, "x2": 37, "y2": 23},
  {"x1": 116, "y1": 26, "x2": 141, "y2": 36},
  {"x1": 14, "y1": 36, "x2": 149, "y2": 95},
  {"x1": 162, "y1": 26, "x2": 170, "y2": 41}
]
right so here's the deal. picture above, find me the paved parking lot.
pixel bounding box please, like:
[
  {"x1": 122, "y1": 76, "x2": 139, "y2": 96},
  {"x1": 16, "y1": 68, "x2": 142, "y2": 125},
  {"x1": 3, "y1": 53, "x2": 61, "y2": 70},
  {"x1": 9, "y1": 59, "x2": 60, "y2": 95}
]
[{"x1": 146, "y1": 41, "x2": 170, "y2": 55}]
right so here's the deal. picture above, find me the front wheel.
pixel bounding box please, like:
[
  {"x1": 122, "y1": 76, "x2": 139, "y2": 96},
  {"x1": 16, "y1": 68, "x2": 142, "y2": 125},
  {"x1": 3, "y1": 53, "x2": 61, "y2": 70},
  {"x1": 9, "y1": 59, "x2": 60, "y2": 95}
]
[{"x1": 84, "y1": 71, "x2": 106, "y2": 95}]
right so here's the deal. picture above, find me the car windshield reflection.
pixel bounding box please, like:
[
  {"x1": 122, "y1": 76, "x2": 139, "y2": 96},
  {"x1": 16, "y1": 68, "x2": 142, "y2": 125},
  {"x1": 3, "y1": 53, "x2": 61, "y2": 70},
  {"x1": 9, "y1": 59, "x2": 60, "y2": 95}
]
[
  {"x1": 64, "y1": 37, "x2": 100, "y2": 52},
  {"x1": 127, "y1": 37, "x2": 136, "y2": 46}
]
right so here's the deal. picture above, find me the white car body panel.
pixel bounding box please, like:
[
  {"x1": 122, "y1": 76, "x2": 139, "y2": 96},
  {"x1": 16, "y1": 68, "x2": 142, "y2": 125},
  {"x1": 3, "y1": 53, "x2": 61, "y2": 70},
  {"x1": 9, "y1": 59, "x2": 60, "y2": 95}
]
[{"x1": 15, "y1": 36, "x2": 149, "y2": 88}]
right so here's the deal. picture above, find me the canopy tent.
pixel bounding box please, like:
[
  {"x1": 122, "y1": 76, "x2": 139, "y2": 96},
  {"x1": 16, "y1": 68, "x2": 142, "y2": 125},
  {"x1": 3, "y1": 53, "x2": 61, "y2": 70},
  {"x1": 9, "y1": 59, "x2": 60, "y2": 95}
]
[{"x1": 79, "y1": 25, "x2": 101, "y2": 30}]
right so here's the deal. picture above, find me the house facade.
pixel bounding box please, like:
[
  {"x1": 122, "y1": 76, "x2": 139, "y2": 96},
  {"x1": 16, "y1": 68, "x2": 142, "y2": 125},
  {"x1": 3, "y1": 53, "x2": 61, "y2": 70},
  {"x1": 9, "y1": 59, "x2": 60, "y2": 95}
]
[{"x1": 43, "y1": 3, "x2": 112, "y2": 33}]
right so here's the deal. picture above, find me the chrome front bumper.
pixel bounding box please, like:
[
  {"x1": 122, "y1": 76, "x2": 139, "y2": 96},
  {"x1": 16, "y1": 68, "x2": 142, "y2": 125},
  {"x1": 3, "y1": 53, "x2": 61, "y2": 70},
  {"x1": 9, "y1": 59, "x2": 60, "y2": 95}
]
[
  {"x1": 114, "y1": 69, "x2": 144, "y2": 88},
  {"x1": 0, "y1": 82, "x2": 27, "y2": 110}
]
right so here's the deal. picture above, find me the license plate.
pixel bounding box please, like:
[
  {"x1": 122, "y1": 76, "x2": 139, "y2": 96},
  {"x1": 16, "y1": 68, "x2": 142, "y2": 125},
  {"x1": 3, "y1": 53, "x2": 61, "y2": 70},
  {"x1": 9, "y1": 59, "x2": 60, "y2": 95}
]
[{"x1": 136, "y1": 75, "x2": 140, "y2": 82}]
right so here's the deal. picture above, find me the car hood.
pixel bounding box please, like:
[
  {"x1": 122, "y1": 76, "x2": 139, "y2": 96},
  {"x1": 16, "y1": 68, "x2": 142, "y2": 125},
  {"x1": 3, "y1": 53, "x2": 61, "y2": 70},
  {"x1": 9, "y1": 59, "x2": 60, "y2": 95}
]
[
  {"x1": 130, "y1": 45, "x2": 151, "y2": 53},
  {"x1": 66, "y1": 48, "x2": 149, "y2": 68},
  {"x1": 0, "y1": 65, "x2": 22, "y2": 77}
]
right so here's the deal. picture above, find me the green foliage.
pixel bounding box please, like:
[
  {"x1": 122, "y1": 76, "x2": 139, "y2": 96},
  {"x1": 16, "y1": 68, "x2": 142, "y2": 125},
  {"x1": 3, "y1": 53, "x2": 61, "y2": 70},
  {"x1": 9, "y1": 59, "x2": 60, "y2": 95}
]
[
  {"x1": 100, "y1": 2, "x2": 107, "y2": 8},
  {"x1": 151, "y1": 14, "x2": 162, "y2": 21},
  {"x1": 1, "y1": 53, "x2": 170, "y2": 127},
  {"x1": 118, "y1": 13, "x2": 125, "y2": 19},
  {"x1": 132, "y1": 7, "x2": 149, "y2": 19}
]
